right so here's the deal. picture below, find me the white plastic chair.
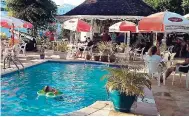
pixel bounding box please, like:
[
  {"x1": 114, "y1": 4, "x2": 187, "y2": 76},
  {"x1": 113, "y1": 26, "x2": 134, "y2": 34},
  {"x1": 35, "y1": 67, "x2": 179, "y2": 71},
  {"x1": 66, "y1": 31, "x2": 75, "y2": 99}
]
[
  {"x1": 170, "y1": 53, "x2": 176, "y2": 65},
  {"x1": 146, "y1": 60, "x2": 165, "y2": 86},
  {"x1": 172, "y1": 64, "x2": 189, "y2": 88},
  {"x1": 19, "y1": 43, "x2": 27, "y2": 55},
  {"x1": 134, "y1": 47, "x2": 145, "y2": 60},
  {"x1": 168, "y1": 46, "x2": 174, "y2": 53}
]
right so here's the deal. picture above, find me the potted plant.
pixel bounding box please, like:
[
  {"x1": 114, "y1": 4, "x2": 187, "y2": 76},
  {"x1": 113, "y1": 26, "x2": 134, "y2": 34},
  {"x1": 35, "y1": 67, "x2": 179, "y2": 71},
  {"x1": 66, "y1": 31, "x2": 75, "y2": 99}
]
[
  {"x1": 117, "y1": 43, "x2": 127, "y2": 53},
  {"x1": 98, "y1": 42, "x2": 111, "y2": 62},
  {"x1": 93, "y1": 53, "x2": 100, "y2": 61},
  {"x1": 36, "y1": 37, "x2": 42, "y2": 51},
  {"x1": 93, "y1": 47, "x2": 100, "y2": 61},
  {"x1": 109, "y1": 43, "x2": 117, "y2": 63},
  {"x1": 101, "y1": 64, "x2": 151, "y2": 112},
  {"x1": 86, "y1": 52, "x2": 92, "y2": 60},
  {"x1": 57, "y1": 42, "x2": 68, "y2": 59},
  {"x1": 39, "y1": 45, "x2": 45, "y2": 59},
  {"x1": 109, "y1": 53, "x2": 116, "y2": 63}
]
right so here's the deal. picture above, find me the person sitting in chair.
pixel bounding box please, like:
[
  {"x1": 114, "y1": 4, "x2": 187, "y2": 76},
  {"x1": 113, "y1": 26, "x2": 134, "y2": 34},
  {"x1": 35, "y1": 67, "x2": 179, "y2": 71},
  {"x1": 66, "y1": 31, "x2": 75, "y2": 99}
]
[
  {"x1": 164, "y1": 44, "x2": 189, "y2": 80},
  {"x1": 43, "y1": 86, "x2": 58, "y2": 95}
]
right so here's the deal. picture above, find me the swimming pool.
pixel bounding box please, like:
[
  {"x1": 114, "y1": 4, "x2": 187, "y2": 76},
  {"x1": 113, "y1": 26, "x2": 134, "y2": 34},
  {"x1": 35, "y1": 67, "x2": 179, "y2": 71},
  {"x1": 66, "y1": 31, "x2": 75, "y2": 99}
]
[{"x1": 1, "y1": 61, "x2": 110, "y2": 116}]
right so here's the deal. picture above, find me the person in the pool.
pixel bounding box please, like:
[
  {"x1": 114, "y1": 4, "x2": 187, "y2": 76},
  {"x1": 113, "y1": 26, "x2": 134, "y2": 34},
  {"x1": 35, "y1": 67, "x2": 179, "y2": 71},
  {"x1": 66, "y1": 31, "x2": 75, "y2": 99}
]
[{"x1": 43, "y1": 86, "x2": 58, "y2": 95}]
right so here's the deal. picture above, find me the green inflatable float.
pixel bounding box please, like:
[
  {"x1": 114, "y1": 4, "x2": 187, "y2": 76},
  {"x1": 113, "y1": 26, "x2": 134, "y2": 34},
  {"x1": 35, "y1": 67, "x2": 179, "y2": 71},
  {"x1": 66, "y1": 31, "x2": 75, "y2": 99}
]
[{"x1": 37, "y1": 90, "x2": 63, "y2": 98}]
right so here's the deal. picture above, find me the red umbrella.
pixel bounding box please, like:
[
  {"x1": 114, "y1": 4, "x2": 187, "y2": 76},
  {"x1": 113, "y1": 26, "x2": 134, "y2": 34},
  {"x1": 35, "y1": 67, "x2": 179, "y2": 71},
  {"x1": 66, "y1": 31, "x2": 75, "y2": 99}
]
[
  {"x1": 45, "y1": 31, "x2": 51, "y2": 36},
  {"x1": 109, "y1": 21, "x2": 137, "y2": 32},
  {"x1": 23, "y1": 22, "x2": 33, "y2": 29},
  {"x1": 0, "y1": 20, "x2": 11, "y2": 28},
  {"x1": 138, "y1": 11, "x2": 189, "y2": 32},
  {"x1": 63, "y1": 18, "x2": 91, "y2": 32}
]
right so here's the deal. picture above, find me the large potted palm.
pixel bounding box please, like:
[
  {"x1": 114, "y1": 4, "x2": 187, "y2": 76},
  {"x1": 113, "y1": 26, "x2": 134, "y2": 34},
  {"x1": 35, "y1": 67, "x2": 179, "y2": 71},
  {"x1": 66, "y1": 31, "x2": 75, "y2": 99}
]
[
  {"x1": 39, "y1": 45, "x2": 45, "y2": 59},
  {"x1": 98, "y1": 42, "x2": 111, "y2": 62},
  {"x1": 93, "y1": 47, "x2": 101, "y2": 61},
  {"x1": 56, "y1": 42, "x2": 68, "y2": 59},
  {"x1": 101, "y1": 64, "x2": 151, "y2": 112},
  {"x1": 109, "y1": 43, "x2": 117, "y2": 63}
]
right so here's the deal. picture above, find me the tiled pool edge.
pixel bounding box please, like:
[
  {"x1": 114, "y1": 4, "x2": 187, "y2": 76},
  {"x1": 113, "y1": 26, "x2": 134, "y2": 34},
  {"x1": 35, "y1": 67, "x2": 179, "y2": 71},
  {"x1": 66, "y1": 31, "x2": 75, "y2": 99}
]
[
  {"x1": 1, "y1": 60, "x2": 48, "y2": 76},
  {"x1": 1, "y1": 59, "x2": 125, "y2": 76}
]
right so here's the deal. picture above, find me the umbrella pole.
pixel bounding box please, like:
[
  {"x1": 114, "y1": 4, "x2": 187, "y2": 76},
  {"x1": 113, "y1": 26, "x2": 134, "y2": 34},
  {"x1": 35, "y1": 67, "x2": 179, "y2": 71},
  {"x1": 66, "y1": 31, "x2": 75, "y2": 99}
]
[
  {"x1": 90, "y1": 19, "x2": 94, "y2": 40},
  {"x1": 155, "y1": 32, "x2": 158, "y2": 46},
  {"x1": 124, "y1": 33, "x2": 126, "y2": 44},
  {"x1": 127, "y1": 31, "x2": 130, "y2": 47},
  {"x1": 11, "y1": 23, "x2": 15, "y2": 46}
]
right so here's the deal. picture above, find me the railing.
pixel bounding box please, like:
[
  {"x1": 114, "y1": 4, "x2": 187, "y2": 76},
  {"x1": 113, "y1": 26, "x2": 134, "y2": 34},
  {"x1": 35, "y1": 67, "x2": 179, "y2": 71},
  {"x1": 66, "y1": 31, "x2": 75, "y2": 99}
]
[{"x1": 3, "y1": 54, "x2": 24, "y2": 71}]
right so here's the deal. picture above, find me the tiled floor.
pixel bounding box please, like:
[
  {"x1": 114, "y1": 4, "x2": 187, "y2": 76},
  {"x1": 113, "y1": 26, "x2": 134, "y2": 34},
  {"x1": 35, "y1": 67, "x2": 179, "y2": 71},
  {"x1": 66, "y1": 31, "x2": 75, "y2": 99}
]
[{"x1": 151, "y1": 77, "x2": 189, "y2": 116}]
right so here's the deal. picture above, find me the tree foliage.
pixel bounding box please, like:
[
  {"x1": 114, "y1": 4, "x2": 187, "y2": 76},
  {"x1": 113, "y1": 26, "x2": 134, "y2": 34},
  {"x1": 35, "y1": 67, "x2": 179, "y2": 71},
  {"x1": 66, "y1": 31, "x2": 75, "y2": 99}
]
[
  {"x1": 6, "y1": 0, "x2": 57, "y2": 30},
  {"x1": 182, "y1": 0, "x2": 189, "y2": 14},
  {"x1": 144, "y1": 0, "x2": 189, "y2": 15}
]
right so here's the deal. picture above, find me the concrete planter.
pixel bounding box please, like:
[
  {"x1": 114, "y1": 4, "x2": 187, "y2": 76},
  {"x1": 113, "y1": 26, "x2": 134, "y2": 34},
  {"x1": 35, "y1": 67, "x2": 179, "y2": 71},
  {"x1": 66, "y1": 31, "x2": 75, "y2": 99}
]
[
  {"x1": 57, "y1": 51, "x2": 68, "y2": 59},
  {"x1": 37, "y1": 45, "x2": 42, "y2": 51}
]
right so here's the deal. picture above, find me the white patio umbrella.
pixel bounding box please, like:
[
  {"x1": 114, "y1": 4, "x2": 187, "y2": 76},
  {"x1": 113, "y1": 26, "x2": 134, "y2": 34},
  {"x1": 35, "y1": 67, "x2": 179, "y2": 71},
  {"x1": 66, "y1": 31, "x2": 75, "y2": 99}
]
[
  {"x1": 63, "y1": 18, "x2": 91, "y2": 43},
  {"x1": 0, "y1": 16, "x2": 25, "y2": 28},
  {"x1": 63, "y1": 18, "x2": 91, "y2": 32},
  {"x1": 109, "y1": 21, "x2": 137, "y2": 46},
  {"x1": 139, "y1": 11, "x2": 189, "y2": 33},
  {"x1": 0, "y1": 16, "x2": 33, "y2": 45}
]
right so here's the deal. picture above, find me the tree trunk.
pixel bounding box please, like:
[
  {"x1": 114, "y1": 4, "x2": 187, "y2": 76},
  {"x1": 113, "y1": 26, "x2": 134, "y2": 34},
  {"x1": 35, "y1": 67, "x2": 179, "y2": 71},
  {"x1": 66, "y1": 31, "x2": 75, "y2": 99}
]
[{"x1": 32, "y1": 26, "x2": 38, "y2": 37}]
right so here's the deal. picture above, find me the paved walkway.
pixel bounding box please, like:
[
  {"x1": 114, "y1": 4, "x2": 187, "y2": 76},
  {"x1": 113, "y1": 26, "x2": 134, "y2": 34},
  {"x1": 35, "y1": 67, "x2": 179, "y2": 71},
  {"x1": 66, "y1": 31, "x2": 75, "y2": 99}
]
[{"x1": 151, "y1": 77, "x2": 189, "y2": 116}]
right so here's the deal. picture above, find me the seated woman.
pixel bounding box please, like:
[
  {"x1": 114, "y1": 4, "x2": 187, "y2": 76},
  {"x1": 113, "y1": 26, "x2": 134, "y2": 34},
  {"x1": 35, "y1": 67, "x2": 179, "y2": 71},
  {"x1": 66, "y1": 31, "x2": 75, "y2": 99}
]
[
  {"x1": 43, "y1": 86, "x2": 58, "y2": 95},
  {"x1": 164, "y1": 44, "x2": 189, "y2": 79},
  {"x1": 146, "y1": 46, "x2": 162, "y2": 62}
]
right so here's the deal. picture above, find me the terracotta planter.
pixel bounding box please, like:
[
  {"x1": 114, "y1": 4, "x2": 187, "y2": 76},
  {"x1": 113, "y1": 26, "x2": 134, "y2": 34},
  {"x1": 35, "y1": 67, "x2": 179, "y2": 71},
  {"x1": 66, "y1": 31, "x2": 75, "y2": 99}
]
[
  {"x1": 37, "y1": 45, "x2": 42, "y2": 51},
  {"x1": 86, "y1": 54, "x2": 91, "y2": 60},
  {"x1": 109, "y1": 54, "x2": 116, "y2": 63},
  {"x1": 101, "y1": 56, "x2": 109, "y2": 62},
  {"x1": 94, "y1": 55, "x2": 100, "y2": 61},
  {"x1": 59, "y1": 52, "x2": 68, "y2": 59}
]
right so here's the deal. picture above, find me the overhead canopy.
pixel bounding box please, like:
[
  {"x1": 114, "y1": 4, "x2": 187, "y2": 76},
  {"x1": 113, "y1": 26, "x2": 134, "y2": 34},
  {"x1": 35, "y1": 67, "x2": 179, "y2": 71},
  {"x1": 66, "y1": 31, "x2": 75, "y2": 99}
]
[
  {"x1": 138, "y1": 11, "x2": 189, "y2": 33},
  {"x1": 57, "y1": 0, "x2": 157, "y2": 21}
]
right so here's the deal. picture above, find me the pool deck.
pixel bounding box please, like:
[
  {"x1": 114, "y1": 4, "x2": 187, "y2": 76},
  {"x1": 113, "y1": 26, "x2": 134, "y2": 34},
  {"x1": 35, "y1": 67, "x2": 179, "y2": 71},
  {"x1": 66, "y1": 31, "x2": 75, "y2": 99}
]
[
  {"x1": 64, "y1": 87, "x2": 159, "y2": 116},
  {"x1": 1, "y1": 52, "x2": 189, "y2": 116}
]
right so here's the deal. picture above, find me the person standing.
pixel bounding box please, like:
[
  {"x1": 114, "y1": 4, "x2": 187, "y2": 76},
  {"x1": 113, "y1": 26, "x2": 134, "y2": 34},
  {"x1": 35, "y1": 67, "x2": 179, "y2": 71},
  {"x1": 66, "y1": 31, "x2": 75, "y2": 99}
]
[{"x1": 49, "y1": 32, "x2": 54, "y2": 41}]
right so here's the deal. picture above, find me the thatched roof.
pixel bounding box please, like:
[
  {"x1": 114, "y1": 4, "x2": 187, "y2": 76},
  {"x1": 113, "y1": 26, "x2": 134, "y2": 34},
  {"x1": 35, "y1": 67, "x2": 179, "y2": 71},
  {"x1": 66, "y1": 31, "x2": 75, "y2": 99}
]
[{"x1": 63, "y1": 0, "x2": 157, "y2": 16}]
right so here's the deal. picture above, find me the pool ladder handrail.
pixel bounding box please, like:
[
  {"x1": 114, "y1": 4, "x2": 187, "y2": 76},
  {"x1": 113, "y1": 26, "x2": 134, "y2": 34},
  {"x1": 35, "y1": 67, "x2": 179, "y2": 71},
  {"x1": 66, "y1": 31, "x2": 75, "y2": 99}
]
[{"x1": 3, "y1": 54, "x2": 24, "y2": 71}]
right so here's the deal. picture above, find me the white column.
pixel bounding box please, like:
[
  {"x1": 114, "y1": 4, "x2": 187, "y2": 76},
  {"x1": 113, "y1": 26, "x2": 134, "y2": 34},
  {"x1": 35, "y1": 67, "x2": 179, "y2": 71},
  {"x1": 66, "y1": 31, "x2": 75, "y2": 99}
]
[
  {"x1": 127, "y1": 31, "x2": 130, "y2": 46},
  {"x1": 70, "y1": 31, "x2": 73, "y2": 43},
  {"x1": 124, "y1": 33, "x2": 126, "y2": 44},
  {"x1": 90, "y1": 19, "x2": 94, "y2": 40}
]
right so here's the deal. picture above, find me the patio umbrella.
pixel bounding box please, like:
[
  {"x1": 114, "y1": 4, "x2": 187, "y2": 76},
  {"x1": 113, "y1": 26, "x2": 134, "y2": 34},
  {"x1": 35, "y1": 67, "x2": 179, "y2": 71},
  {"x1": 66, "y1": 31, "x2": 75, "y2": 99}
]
[
  {"x1": 109, "y1": 21, "x2": 137, "y2": 46},
  {"x1": 184, "y1": 14, "x2": 189, "y2": 20},
  {"x1": 63, "y1": 18, "x2": 91, "y2": 32},
  {"x1": 0, "y1": 16, "x2": 33, "y2": 45},
  {"x1": 138, "y1": 11, "x2": 189, "y2": 33},
  {"x1": 23, "y1": 22, "x2": 33, "y2": 29},
  {"x1": 0, "y1": 16, "x2": 33, "y2": 29},
  {"x1": 109, "y1": 21, "x2": 137, "y2": 32}
]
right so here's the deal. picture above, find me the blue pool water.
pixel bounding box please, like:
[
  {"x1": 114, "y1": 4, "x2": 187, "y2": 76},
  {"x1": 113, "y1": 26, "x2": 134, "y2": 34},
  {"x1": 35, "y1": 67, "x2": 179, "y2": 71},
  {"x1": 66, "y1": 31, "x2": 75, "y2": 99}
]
[{"x1": 1, "y1": 61, "x2": 109, "y2": 116}]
